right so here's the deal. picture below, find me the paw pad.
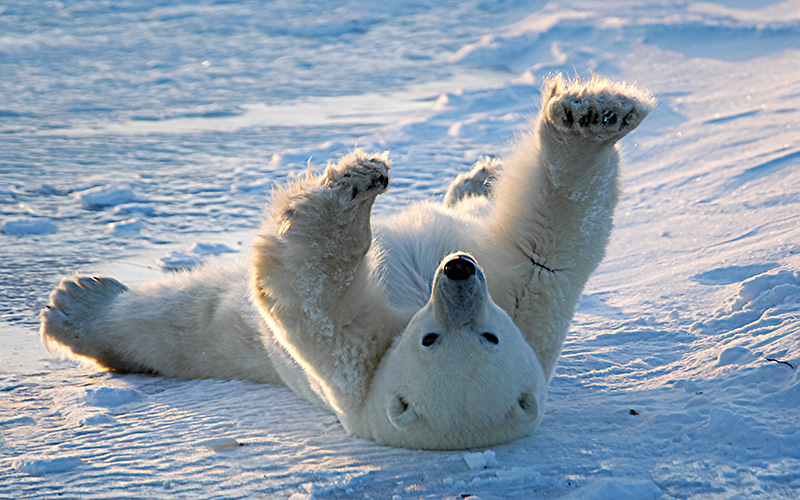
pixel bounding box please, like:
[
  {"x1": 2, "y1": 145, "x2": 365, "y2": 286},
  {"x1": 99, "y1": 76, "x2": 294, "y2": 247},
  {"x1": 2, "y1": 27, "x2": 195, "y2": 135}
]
[
  {"x1": 325, "y1": 150, "x2": 391, "y2": 199},
  {"x1": 545, "y1": 75, "x2": 655, "y2": 142}
]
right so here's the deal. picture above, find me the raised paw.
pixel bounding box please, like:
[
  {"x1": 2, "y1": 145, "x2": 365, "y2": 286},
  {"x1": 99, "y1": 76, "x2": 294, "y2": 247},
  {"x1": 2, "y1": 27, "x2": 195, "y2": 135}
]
[
  {"x1": 323, "y1": 150, "x2": 391, "y2": 201},
  {"x1": 543, "y1": 75, "x2": 655, "y2": 143},
  {"x1": 444, "y1": 156, "x2": 502, "y2": 207},
  {"x1": 41, "y1": 274, "x2": 128, "y2": 361}
]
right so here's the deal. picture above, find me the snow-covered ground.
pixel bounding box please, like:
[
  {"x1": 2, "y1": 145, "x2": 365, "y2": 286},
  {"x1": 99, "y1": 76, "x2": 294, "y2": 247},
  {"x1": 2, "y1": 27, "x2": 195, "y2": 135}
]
[{"x1": 2, "y1": 0, "x2": 799, "y2": 498}]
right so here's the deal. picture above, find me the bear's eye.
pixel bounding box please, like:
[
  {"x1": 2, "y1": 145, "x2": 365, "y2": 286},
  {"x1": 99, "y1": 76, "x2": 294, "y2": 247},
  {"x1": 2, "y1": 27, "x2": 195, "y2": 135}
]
[
  {"x1": 481, "y1": 332, "x2": 499, "y2": 345},
  {"x1": 421, "y1": 333, "x2": 439, "y2": 347}
]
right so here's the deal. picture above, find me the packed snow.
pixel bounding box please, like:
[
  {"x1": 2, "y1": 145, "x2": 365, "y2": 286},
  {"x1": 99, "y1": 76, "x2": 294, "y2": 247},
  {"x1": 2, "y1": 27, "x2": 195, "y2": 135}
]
[
  {"x1": 0, "y1": 218, "x2": 57, "y2": 236},
  {"x1": 1, "y1": 0, "x2": 799, "y2": 499}
]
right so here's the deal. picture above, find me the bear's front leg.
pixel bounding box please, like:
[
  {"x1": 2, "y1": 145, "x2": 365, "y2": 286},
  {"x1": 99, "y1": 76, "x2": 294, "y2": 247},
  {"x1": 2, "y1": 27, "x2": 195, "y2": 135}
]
[
  {"x1": 251, "y1": 150, "x2": 400, "y2": 414},
  {"x1": 539, "y1": 76, "x2": 654, "y2": 190},
  {"x1": 487, "y1": 76, "x2": 654, "y2": 379}
]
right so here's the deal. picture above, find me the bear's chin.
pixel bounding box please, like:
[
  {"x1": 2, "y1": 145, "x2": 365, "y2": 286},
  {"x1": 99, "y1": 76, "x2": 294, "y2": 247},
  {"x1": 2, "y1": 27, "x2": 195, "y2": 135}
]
[
  {"x1": 350, "y1": 377, "x2": 545, "y2": 450},
  {"x1": 376, "y1": 419, "x2": 540, "y2": 451}
]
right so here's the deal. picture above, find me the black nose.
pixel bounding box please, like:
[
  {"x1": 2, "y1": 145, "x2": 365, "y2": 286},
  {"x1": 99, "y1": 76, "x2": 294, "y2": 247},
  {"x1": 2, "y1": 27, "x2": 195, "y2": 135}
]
[{"x1": 443, "y1": 256, "x2": 476, "y2": 281}]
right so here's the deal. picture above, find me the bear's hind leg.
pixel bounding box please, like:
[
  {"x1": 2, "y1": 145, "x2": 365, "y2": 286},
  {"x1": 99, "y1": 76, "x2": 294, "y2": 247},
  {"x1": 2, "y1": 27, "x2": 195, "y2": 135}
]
[
  {"x1": 444, "y1": 156, "x2": 502, "y2": 207},
  {"x1": 41, "y1": 275, "x2": 138, "y2": 371}
]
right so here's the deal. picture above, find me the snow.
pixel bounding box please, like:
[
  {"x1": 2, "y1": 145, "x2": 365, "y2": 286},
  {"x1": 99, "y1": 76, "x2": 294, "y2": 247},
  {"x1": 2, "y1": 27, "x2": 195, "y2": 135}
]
[
  {"x1": 74, "y1": 186, "x2": 138, "y2": 210},
  {"x1": 560, "y1": 478, "x2": 663, "y2": 500},
  {"x1": 187, "y1": 242, "x2": 238, "y2": 256},
  {"x1": 107, "y1": 217, "x2": 143, "y2": 236},
  {"x1": 113, "y1": 203, "x2": 156, "y2": 216},
  {"x1": 156, "y1": 242, "x2": 238, "y2": 271},
  {"x1": 0, "y1": 217, "x2": 57, "y2": 235},
  {"x1": 463, "y1": 450, "x2": 500, "y2": 470},
  {"x1": 12, "y1": 456, "x2": 85, "y2": 476},
  {"x1": 1, "y1": 0, "x2": 799, "y2": 499},
  {"x1": 155, "y1": 250, "x2": 207, "y2": 272}
]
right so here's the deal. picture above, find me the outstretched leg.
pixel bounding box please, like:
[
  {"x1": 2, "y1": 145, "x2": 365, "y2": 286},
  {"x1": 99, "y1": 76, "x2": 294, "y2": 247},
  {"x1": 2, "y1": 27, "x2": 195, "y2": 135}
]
[
  {"x1": 41, "y1": 262, "x2": 282, "y2": 383},
  {"x1": 251, "y1": 150, "x2": 402, "y2": 415},
  {"x1": 485, "y1": 75, "x2": 655, "y2": 379},
  {"x1": 444, "y1": 156, "x2": 502, "y2": 207},
  {"x1": 42, "y1": 275, "x2": 133, "y2": 370}
]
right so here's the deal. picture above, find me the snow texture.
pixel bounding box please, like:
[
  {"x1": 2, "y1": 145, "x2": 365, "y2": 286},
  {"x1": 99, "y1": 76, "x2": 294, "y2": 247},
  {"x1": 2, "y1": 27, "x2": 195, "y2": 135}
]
[
  {"x1": 155, "y1": 242, "x2": 238, "y2": 271},
  {"x1": 1, "y1": 218, "x2": 57, "y2": 235},
  {"x1": 1, "y1": 0, "x2": 799, "y2": 498},
  {"x1": 74, "y1": 186, "x2": 138, "y2": 210}
]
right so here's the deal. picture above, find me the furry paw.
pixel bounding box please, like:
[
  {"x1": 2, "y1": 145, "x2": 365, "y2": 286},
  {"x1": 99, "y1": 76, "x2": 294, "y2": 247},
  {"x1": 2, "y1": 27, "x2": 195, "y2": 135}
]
[
  {"x1": 324, "y1": 150, "x2": 390, "y2": 201},
  {"x1": 444, "y1": 156, "x2": 502, "y2": 207},
  {"x1": 41, "y1": 275, "x2": 128, "y2": 362},
  {"x1": 543, "y1": 75, "x2": 655, "y2": 143}
]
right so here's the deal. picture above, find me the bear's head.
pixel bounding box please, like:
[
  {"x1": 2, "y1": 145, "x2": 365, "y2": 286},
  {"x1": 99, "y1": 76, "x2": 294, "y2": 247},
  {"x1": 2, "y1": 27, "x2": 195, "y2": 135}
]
[{"x1": 361, "y1": 252, "x2": 546, "y2": 450}]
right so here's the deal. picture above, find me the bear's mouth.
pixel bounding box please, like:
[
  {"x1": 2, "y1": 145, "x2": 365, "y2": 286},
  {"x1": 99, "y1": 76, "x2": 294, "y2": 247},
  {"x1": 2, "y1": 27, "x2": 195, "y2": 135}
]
[
  {"x1": 387, "y1": 394, "x2": 417, "y2": 429},
  {"x1": 387, "y1": 388, "x2": 540, "y2": 430}
]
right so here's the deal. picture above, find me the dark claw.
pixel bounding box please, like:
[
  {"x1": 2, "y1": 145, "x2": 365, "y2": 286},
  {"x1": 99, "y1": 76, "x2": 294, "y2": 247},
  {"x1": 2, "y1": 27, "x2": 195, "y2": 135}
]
[
  {"x1": 563, "y1": 107, "x2": 574, "y2": 127},
  {"x1": 602, "y1": 110, "x2": 617, "y2": 125},
  {"x1": 621, "y1": 110, "x2": 634, "y2": 127},
  {"x1": 578, "y1": 108, "x2": 594, "y2": 127}
]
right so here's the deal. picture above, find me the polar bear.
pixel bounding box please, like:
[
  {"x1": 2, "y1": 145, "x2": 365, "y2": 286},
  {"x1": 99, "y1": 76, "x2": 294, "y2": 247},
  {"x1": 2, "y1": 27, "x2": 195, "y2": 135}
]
[{"x1": 41, "y1": 75, "x2": 653, "y2": 450}]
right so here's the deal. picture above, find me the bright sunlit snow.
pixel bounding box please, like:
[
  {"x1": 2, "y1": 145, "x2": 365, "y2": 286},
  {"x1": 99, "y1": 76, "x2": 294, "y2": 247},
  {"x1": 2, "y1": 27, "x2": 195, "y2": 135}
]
[{"x1": 1, "y1": 0, "x2": 799, "y2": 499}]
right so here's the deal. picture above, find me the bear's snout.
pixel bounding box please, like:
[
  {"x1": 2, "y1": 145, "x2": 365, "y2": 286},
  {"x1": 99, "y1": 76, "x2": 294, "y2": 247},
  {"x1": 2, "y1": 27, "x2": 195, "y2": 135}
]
[{"x1": 443, "y1": 255, "x2": 476, "y2": 281}]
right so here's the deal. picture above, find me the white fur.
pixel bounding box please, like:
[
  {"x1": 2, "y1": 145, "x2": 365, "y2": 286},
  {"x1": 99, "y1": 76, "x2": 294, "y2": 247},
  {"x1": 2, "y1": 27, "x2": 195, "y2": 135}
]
[{"x1": 41, "y1": 75, "x2": 654, "y2": 450}]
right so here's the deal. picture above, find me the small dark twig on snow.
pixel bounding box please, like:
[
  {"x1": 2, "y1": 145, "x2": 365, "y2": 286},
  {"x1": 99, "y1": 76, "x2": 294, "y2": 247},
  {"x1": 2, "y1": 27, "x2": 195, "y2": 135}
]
[{"x1": 765, "y1": 357, "x2": 795, "y2": 369}]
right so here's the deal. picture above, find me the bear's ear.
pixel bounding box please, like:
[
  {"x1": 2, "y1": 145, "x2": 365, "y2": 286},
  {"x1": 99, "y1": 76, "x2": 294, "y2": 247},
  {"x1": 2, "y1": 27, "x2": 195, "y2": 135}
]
[{"x1": 387, "y1": 394, "x2": 419, "y2": 429}]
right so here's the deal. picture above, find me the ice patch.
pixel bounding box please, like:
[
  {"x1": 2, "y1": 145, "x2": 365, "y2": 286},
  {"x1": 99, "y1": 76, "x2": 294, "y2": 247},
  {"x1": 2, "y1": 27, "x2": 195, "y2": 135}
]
[
  {"x1": 300, "y1": 470, "x2": 374, "y2": 496},
  {"x1": 232, "y1": 177, "x2": 276, "y2": 193},
  {"x1": 44, "y1": 384, "x2": 141, "y2": 427},
  {"x1": 0, "y1": 188, "x2": 17, "y2": 203},
  {"x1": 717, "y1": 346, "x2": 756, "y2": 366},
  {"x1": 81, "y1": 413, "x2": 118, "y2": 426},
  {"x1": 107, "y1": 217, "x2": 143, "y2": 236},
  {"x1": 0, "y1": 416, "x2": 36, "y2": 427},
  {"x1": 463, "y1": 450, "x2": 500, "y2": 470},
  {"x1": 82, "y1": 386, "x2": 143, "y2": 407},
  {"x1": 74, "y1": 185, "x2": 137, "y2": 210},
  {"x1": 187, "y1": 242, "x2": 237, "y2": 256},
  {"x1": 130, "y1": 103, "x2": 243, "y2": 121},
  {"x1": 49, "y1": 385, "x2": 143, "y2": 409},
  {"x1": 278, "y1": 14, "x2": 377, "y2": 38},
  {"x1": 693, "y1": 270, "x2": 800, "y2": 340},
  {"x1": 13, "y1": 455, "x2": 84, "y2": 475},
  {"x1": 0, "y1": 217, "x2": 57, "y2": 235},
  {"x1": 156, "y1": 242, "x2": 237, "y2": 271},
  {"x1": 723, "y1": 270, "x2": 800, "y2": 315},
  {"x1": 32, "y1": 183, "x2": 65, "y2": 196},
  {"x1": 197, "y1": 437, "x2": 242, "y2": 450},
  {"x1": 690, "y1": 408, "x2": 783, "y2": 453},
  {"x1": 493, "y1": 466, "x2": 545, "y2": 484},
  {"x1": 691, "y1": 263, "x2": 780, "y2": 285},
  {"x1": 559, "y1": 477, "x2": 662, "y2": 500},
  {"x1": 578, "y1": 292, "x2": 624, "y2": 317},
  {"x1": 289, "y1": 494, "x2": 317, "y2": 500},
  {"x1": 157, "y1": 250, "x2": 205, "y2": 272},
  {"x1": 113, "y1": 203, "x2": 155, "y2": 216}
]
